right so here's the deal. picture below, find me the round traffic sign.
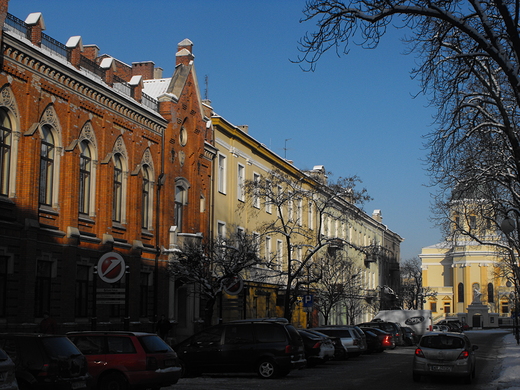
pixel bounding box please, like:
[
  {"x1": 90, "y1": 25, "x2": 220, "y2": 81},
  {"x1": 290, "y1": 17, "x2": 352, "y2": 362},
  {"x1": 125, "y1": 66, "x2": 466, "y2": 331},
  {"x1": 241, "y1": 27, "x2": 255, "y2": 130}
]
[{"x1": 97, "y1": 252, "x2": 126, "y2": 284}]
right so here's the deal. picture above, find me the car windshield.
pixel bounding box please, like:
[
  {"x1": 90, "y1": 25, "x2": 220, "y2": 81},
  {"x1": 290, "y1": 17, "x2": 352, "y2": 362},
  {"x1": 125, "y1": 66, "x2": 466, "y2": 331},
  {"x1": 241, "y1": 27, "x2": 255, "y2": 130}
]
[
  {"x1": 41, "y1": 337, "x2": 83, "y2": 357},
  {"x1": 139, "y1": 335, "x2": 173, "y2": 353},
  {"x1": 316, "y1": 329, "x2": 351, "y2": 338},
  {"x1": 420, "y1": 335, "x2": 464, "y2": 349}
]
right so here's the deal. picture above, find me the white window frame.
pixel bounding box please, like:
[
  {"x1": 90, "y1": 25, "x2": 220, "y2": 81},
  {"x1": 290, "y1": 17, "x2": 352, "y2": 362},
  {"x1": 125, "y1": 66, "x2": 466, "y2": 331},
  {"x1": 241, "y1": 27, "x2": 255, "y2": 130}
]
[
  {"x1": 237, "y1": 163, "x2": 245, "y2": 202},
  {"x1": 217, "y1": 153, "x2": 227, "y2": 194},
  {"x1": 253, "y1": 172, "x2": 260, "y2": 209}
]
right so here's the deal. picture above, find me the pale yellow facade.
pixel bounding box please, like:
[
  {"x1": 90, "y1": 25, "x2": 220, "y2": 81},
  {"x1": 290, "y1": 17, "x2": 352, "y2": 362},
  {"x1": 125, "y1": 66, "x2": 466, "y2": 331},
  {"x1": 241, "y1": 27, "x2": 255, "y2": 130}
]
[
  {"x1": 210, "y1": 114, "x2": 403, "y2": 326},
  {"x1": 420, "y1": 240, "x2": 513, "y2": 324}
]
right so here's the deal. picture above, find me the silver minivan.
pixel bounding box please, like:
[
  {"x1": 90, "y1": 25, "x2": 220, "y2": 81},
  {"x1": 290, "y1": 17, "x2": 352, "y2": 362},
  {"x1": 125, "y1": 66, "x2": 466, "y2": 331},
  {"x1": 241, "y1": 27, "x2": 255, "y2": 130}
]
[{"x1": 311, "y1": 326, "x2": 363, "y2": 357}]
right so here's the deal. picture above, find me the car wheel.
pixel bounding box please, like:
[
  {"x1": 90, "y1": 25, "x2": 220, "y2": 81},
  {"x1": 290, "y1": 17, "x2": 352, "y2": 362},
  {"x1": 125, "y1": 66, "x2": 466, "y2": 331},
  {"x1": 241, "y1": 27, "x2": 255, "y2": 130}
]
[
  {"x1": 98, "y1": 372, "x2": 128, "y2": 390},
  {"x1": 412, "y1": 372, "x2": 421, "y2": 382},
  {"x1": 257, "y1": 358, "x2": 278, "y2": 379}
]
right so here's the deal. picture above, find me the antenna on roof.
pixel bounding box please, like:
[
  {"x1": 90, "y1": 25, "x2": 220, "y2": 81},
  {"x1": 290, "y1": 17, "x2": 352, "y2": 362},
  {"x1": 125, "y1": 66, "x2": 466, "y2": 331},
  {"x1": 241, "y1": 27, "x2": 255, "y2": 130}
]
[
  {"x1": 284, "y1": 138, "x2": 291, "y2": 159},
  {"x1": 204, "y1": 75, "x2": 209, "y2": 100}
]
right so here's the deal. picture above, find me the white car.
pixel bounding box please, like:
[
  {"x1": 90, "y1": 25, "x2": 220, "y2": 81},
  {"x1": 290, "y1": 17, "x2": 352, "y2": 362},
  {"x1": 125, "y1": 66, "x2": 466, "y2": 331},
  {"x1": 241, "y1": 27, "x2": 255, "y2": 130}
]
[{"x1": 413, "y1": 332, "x2": 478, "y2": 383}]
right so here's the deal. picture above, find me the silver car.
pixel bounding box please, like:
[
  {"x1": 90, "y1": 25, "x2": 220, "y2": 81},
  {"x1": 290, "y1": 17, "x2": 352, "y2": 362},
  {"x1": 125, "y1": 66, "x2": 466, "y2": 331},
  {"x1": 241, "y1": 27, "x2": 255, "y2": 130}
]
[{"x1": 413, "y1": 332, "x2": 478, "y2": 383}]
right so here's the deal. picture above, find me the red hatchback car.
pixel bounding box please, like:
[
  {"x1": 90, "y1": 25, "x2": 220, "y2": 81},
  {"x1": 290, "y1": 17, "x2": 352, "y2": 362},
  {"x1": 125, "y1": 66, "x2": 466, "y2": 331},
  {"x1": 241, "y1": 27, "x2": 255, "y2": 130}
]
[{"x1": 68, "y1": 331, "x2": 181, "y2": 390}]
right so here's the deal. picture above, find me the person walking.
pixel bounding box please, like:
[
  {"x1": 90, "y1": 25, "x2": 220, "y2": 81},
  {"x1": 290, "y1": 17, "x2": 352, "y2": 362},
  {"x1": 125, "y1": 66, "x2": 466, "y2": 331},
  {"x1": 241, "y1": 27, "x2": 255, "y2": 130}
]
[{"x1": 156, "y1": 314, "x2": 172, "y2": 340}]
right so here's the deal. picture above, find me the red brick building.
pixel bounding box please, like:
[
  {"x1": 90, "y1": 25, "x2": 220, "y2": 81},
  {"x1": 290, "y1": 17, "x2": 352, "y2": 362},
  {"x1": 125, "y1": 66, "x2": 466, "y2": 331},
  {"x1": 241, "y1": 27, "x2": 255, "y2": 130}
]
[{"x1": 0, "y1": 0, "x2": 214, "y2": 336}]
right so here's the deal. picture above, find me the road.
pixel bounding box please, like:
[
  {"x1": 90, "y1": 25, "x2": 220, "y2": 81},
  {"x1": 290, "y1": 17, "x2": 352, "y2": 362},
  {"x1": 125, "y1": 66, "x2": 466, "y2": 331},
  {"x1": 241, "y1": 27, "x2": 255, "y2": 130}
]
[{"x1": 166, "y1": 330, "x2": 505, "y2": 390}]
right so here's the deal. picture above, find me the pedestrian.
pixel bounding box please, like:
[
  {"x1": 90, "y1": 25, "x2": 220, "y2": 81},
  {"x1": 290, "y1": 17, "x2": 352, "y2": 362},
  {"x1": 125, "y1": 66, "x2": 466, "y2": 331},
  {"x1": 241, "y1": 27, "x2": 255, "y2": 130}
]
[
  {"x1": 156, "y1": 314, "x2": 172, "y2": 340},
  {"x1": 39, "y1": 312, "x2": 57, "y2": 334}
]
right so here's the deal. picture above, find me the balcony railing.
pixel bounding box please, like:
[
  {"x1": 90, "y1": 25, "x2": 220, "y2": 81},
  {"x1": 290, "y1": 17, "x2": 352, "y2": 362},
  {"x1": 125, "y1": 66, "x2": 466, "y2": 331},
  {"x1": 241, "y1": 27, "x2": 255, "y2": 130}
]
[
  {"x1": 41, "y1": 32, "x2": 69, "y2": 60},
  {"x1": 142, "y1": 92, "x2": 158, "y2": 111},
  {"x1": 79, "y1": 55, "x2": 106, "y2": 79},
  {"x1": 5, "y1": 13, "x2": 30, "y2": 39}
]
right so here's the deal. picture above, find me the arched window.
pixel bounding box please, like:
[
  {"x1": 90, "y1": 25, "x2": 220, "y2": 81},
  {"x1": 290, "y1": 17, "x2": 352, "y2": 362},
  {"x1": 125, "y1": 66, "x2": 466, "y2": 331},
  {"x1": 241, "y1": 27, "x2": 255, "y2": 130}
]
[
  {"x1": 488, "y1": 283, "x2": 494, "y2": 303},
  {"x1": 39, "y1": 125, "x2": 55, "y2": 206},
  {"x1": 79, "y1": 141, "x2": 92, "y2": 215},
  {"x1": 458, "y1": 282, "x2": 464, "y2": 302},
  {"x1": 174, "y1": 178, "x2": 190, "y2": 232},
  {"x1": 112, "y1": 154, "x2": 123, "y2": 223},
  {"x1": 141, "y1": 165, "x2": 151, "y2": 229},
  {"x1": 0, "y1": 109, "x2": 12, "y2": 196}
]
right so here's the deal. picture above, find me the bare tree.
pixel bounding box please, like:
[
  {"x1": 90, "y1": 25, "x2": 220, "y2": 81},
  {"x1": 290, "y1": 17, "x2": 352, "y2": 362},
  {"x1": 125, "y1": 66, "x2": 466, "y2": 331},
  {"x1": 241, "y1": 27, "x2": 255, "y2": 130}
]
[
  {"x1": 400, "y1": 257, "x2": 436, "y2": 310},
  {"x1": 241, "y1": 168, "x2": 371, "y2": 322},
  {"x1": 167, "y1": 229, "x2": 262, "y2": 327},
  {"x1": 297, "y1": 0, "x2": 520, "y2": 291}
]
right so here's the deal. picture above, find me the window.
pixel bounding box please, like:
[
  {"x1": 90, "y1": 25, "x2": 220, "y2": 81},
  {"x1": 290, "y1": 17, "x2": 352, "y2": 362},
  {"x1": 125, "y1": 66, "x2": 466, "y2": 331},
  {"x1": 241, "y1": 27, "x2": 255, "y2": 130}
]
[
  {"x1": 253, "y1": 173, "x2": 260, "y2": 208},
  {"x1": 265, "y1": 180, "x2": 272, "y2": 214},
  {"x1": 112, "y1": 154, "x2": 123, "y2": 222},
  {"x1": 217, "y1": 154, "x2": 226, "y2": 194},
  {"x1": 297, "y1": 198, "x2": 302, "y2": 226},
  {"x1": 141, "y1": 166, "x2": 151, "y2": 229},
  {"x1": 217, "y1": 221, "x2": 226, "y2": 240},
  {"x1": 79, "y1": 141, "x2": 92, "y2": 215},
  {"x1": 308, "y1": 201, "x2": 314, "y2": 230},
  {"x1": 237, "y1": 164, "x2": 245, "y2": 201},
  {"x1": 35, "y1": 260, "x2": 53, "y2": 317},
  {"x1": 174, "y1": 178, "x2": 190, "y2": 232},
  {"x1": 430, "y1": 302, "x2": 437, "y2": 312},
  {"x1": 265, "y1": 236, "x2": 271, "y2": 261},
  {"x1": 75, "y1": 265, "x2": 90, "y2": 318},
  {"x1": 469, "y1": 215, "x2": 477, "y2": 229},
  {"x1": 276, "y1": 240, "x2": 283, "y2": 270},
  {"x1": 488, "y1": 283, "x2": 494, "y2": 303},
  {"x1": 0, "y1": 109, "x2": 12, "y2": 197},
  {"x1": 252, "y1": 232, "x2": 260, "y2": 256},
  {"x1": 458, "y1": 283, "x2": 464, "y2": 302},
  {"x1": 288, "y1": 194, "x2": 294, "y2": 221},
  {"x1": 0, "y1": 255, "x2": 8, "y2": 317},
  {"x1": 39, "y1": 125, "x2": 55, "y2": 206},
  {"x1": 140, "y1": 272, "x2": 152, "y2": 317}
]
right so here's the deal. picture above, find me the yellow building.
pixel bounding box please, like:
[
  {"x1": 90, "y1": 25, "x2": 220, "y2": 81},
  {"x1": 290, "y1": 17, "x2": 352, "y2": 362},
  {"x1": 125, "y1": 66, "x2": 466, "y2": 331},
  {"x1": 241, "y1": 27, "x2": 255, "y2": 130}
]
[
  {"x1": 420, "y1": 225, "x2": 515, "y2": 328},
  {"x1": 210, "y1": 113, "x2": 402, "y2": 327}
]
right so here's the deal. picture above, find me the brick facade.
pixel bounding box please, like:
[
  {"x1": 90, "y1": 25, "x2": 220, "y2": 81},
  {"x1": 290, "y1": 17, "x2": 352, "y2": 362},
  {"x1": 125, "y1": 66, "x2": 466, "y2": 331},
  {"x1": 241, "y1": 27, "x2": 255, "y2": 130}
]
[{"x1": 0, "y1": 1, "x2": 213, "y2": 335}]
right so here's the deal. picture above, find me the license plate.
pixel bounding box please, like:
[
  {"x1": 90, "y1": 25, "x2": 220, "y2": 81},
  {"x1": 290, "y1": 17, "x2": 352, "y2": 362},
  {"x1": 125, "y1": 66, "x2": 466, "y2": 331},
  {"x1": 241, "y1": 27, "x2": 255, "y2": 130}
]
[
  {"x1": 71, "y1": 381, "x2": 87, "y2": 389},
  {"x1": 430, "y1": 365, "x2": 452, "y2": 372}
]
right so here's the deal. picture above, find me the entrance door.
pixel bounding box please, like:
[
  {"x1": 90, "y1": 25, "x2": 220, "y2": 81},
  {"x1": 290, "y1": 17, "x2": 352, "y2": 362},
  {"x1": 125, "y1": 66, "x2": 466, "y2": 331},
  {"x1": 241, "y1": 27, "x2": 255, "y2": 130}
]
[{"x1": 472, "y1": 314, "x2": 482, "y2": 328}]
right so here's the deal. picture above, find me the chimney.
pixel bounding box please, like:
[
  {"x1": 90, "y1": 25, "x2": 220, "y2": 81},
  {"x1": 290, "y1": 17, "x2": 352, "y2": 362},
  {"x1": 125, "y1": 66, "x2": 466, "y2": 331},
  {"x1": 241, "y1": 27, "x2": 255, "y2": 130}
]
[
  {"x1": 372, "y1": 210, "x2": 383, "y2": 223},
  {"x1": 25, "y1": 12, "x2": 45, "y2": 47},
  {"x1": 132, "y1": 61, "x2": 155, "y2": 80},
  {"x1": 83, "y1": 44, "x2": 99, "y2": 61},
  {"x1": 66, "y1": 36, "x2": 83, "y2": 68},
  {"x1": 176, "y1": 38, "x2": 194, "y2": 66},
  {"x1": 154, "y1": 67, "x2": 163, "y2": 79}
]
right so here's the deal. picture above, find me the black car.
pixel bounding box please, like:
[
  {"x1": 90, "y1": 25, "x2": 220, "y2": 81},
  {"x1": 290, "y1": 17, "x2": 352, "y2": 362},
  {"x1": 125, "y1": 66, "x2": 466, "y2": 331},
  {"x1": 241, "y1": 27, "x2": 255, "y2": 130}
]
[
  {"x1": 401, "y1": 326, "x2": 418, "y2": 345},
  {"x1": 0, "y1": 333, "x2": 89, "y2": 390},
  {"x1": 361, "y1": 329, "x2": 383, "y2": 353},
  {"x1": 357, "y1": 321, "x2": 404, "y2": 346},
  {"x1": 174, "y1": 318, "x2": 306, "y2": 379}
]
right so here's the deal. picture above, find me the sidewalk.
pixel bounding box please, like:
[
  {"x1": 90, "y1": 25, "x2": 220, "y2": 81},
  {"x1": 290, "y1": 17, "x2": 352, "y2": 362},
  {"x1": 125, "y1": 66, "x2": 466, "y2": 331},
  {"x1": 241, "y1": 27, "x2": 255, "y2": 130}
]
[{"x1": 488, "y1": 330, "x2": 520, "y2": 390}]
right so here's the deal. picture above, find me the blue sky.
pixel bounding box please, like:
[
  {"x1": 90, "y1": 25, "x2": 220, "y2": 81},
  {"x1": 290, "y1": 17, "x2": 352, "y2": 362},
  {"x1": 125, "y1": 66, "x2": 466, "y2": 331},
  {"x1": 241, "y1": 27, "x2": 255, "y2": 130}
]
[{"x1": 8, "y1": 0, "x2": 442, "y2": 259}]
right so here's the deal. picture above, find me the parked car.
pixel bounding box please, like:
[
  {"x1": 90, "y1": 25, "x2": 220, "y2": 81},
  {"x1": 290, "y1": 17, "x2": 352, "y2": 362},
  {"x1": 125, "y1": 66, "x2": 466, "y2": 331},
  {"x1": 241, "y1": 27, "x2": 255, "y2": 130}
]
[
  {"x1": 436, "y1": 319, "x2": 464, "y2": 332},
  {"x1": 359, "y1": 327, "x2": 394, "y2": 350},
  {"x1": 174, "y1": 319, "x2": 306, "y2": 379},
  {"x1": 0, "y1": 333, "x2": 89, "y2": 390},
  {"x1": 357, "y1": 321, "x2": 404, "y2": 346},
  {"x1": 0, "y1": 348, "x2": 18, "y2": 390},
  {"x1": 361, "y1": 329, "x2": 383, "y2": 353},
  {"x1": 297, "y1": 330, "x2": 334, "y2": 366},
  {"x1": 401, "y1": 326, "x2": 418, "y2": 345},
  {"x1": 432, "y1": 324, "x2": 450, "y2": 332},
  {"x1": 68, "y1": 331, "x2": 181, "y2": 390},
  {"x1": 413, "y1": 332, "x2": 478, "y2": 383},
  {"x1": 303, "y1": 330, "x2": 346, "y2": 360},
  {"x1": 311, "y1": 327, "x2": 362, "y2": 357}
]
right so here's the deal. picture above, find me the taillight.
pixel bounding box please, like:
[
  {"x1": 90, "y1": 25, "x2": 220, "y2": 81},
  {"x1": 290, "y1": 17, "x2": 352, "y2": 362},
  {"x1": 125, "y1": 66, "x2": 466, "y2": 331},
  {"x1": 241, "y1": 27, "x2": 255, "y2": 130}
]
[
  {"x1": 37, "y1": 362, "x2": 58, "y2": 376},
  {"x1": 458, "y1": 350, "x2": 470, "y2": 360},
  {"x1": 146, "y1": 357, "x2": 158, "y2": 370},
  {"x1": 415, "y1": 348, "x2": 425, "y2": 358},
  {"x1": 285, "y1": 345, "x2": 293, "y2": 354},
  {"x1": 312, "y1": 342, "x2": 322, "y2": 349}
]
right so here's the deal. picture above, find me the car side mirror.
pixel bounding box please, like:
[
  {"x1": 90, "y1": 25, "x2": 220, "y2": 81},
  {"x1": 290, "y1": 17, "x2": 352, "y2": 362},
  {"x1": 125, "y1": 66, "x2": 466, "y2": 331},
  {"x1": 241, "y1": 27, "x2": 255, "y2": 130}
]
[{"x1": 472, "y1": 345, "x2": 478, "y2": 351}]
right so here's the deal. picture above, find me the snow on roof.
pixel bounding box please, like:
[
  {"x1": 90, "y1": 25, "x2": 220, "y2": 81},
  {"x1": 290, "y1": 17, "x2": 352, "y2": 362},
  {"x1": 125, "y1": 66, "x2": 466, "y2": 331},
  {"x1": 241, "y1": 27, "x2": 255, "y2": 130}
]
[{"x1": 143, "y1": 78, "x2": 171, "y2": 99}]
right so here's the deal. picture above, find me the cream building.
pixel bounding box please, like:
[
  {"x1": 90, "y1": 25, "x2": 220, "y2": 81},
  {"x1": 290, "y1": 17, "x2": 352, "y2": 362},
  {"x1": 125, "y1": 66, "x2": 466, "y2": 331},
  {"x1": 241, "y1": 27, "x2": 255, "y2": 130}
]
[{"x1": 210, "y1": 113, "x2": 402, "y2": 327}]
